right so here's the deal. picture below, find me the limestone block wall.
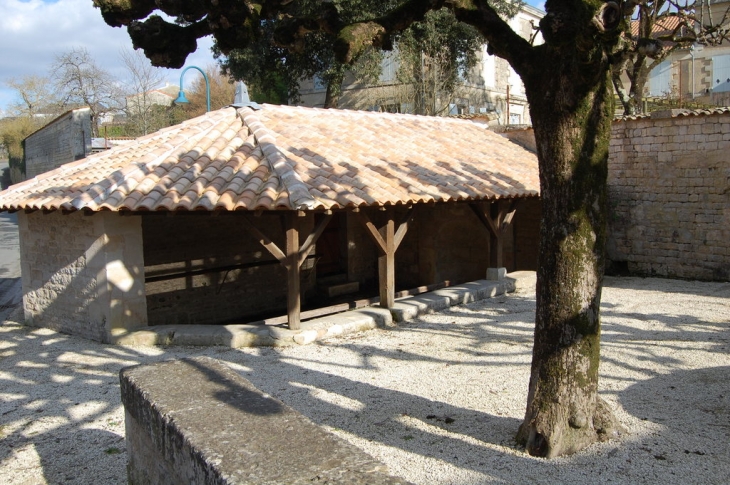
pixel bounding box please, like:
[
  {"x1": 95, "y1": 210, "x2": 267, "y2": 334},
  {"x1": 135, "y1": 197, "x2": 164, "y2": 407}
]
[
  {"x1": 512, "y1": 198, "x2": 541, "y2": 271},
  {"x1": 23, "y1": 108, "x2": 92, "y2": 179},
  {"x1": 19, "y1": 211, "x2": 147, "y2": 341},
  {"x1": 608, "y1": 111, "x2": 730, "y2": 280},
  {"x1": 416, "y1": 203, "x2": 496, "y2": 284}
]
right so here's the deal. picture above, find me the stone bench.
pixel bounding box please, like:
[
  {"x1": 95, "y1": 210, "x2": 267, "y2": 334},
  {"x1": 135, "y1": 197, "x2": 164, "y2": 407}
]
[{"x1": 121, "y1": 356, "x2": 412, "y2": 485}]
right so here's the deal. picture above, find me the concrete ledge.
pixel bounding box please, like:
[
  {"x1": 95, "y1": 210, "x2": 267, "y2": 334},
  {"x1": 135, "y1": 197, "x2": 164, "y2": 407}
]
[
  {"x1": 122, "y1": 357, "x2": 411, "y2": 485},
  {"x1": 111, "y1": 306, "x2": 393, "y2": 348},
  {"x1": 390, "y1": 272, "x2": 525, "y2": 323},
  {"x1": 113, "y1": 272, "x2": 535, "y2": 347}
]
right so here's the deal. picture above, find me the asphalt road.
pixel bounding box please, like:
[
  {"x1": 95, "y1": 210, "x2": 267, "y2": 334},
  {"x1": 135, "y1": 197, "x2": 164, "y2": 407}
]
[{"x1": 0, "y1": 162, "x2": 22, "y2": 321}]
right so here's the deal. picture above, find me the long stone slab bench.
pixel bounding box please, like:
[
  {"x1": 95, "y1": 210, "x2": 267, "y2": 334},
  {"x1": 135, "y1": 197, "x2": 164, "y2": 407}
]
[{"x1": 121, "y1": 356, "x2": 412, "y2": 485}]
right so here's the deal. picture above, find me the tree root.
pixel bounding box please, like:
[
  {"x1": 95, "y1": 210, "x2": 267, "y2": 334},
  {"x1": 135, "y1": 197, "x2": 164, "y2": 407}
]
[{"x1": 516, "y1": 396, "x2": 625, "y2": 458}]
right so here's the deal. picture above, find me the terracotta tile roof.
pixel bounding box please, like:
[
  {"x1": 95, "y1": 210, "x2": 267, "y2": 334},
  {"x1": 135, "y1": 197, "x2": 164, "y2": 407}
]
[{"x1": 0, "y1": 104, "x2": 539, "y2": 212}]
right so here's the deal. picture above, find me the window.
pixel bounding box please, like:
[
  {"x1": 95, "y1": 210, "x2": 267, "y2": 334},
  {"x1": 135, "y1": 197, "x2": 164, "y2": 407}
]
[
  {"x1": 380, "y1": 52, "x2": 398, "y2": 83},
  {"x1": 313, "y1": 76, "x2": 326, "y2": 91},
  {"x1": 648, "y1": 61, "x2": 672, "y2": 96},
  {"x1": 482, "y1": 45, "x2": 496, "y2": 87},
  {"x1": 712, "y1": 55, "x2": 730, "y2": 93},
  {"x1": 380, "y1": 103, "x2": 401, "y2": 113}
]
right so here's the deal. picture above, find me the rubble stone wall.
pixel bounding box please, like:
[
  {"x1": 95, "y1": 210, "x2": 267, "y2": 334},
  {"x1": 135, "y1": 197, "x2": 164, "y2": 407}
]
[{"x1": 19, "y1": 211, "x2": 147, "y2": 341}]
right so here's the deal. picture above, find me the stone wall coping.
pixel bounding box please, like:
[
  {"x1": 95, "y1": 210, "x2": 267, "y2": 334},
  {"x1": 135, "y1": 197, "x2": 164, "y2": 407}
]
[{"x1": 121, "y1": 356, "x2": 412, "y2": 484}]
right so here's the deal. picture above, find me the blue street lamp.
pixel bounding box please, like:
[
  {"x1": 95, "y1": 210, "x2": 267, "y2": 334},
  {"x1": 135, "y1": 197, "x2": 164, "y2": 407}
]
[{"x1": 175, "y1": 66, "x2": 211, "y2": 112}]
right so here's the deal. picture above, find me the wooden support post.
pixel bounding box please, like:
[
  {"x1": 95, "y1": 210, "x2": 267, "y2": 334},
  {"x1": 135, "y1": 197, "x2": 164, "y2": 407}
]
[
  {"x1": 285, "y1": 212, "x2": 301, "y2": 330},
  {"x1": 242, "y1": 212, "x2": 333, "y2": 331},
  {"x1": 357, "y1": 207, "x2": 415, "y2": 309},
  {"x1": 469, "y1": 200, "x2": 521, "y2": 270},
  {"x1": 490, "y1": 202, "x2": 504, "y2": 268},
  {"x1": 379, "y1": 216, "x2": 396, "y2": 308}
]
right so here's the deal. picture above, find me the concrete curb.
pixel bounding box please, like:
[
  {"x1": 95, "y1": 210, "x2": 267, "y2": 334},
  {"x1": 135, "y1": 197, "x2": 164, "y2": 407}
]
[{"x1": 112, "y1": 271, "x2": 535, "y2": 348}]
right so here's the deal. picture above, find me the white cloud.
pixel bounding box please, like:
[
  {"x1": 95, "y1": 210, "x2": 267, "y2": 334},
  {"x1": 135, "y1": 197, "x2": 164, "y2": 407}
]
[{"x1": 0, "y1": 0, "x2": 216, "y2": 113}]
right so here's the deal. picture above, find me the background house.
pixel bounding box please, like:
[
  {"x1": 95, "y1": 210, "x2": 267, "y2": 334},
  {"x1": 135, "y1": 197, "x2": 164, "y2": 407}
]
[
  {"x1": 296, "y1": 4, "x2": 545, "y2": 126},
  {"x1": 125, "y1": 83, "x2": 179, "y2": 111},
  {"x1": 643, "y1": 0, "x2": 730, "y2": 106}
]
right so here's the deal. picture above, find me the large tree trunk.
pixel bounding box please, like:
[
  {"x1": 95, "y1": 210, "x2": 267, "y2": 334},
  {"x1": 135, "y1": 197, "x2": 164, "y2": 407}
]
[{"x1": 516, "y1": 39, "x2": 624, "y2": 458}]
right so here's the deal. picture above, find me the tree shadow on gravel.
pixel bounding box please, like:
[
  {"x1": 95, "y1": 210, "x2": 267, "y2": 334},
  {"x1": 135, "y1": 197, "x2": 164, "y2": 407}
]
[
  {"x1": 2, "y1": 276, "x2": 729, "y2": 484},
  {"x1": 598, "y1": 277, "x2": 730, "y2": 371},
  {"x1": 615, "y1": 366, "x2": 730, "y2": 484},
  {"x1": 240, "y1": 349, "x2": 526, "y2": 473},
  {"x1": 0, "y1": 315, "x2": 159, "y2": 485}
]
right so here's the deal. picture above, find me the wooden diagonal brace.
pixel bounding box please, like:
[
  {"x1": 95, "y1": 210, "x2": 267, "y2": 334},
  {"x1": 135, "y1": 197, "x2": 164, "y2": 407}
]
[
  {"x1": 298, "y1": 213, "x2": 332, "y2": 268},
  {"x1": 241, "y1": 213, "x2": 287, "y2": 264}
]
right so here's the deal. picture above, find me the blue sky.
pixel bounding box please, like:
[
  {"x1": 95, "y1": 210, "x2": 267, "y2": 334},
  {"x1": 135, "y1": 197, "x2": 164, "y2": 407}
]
[
  {"x1": 0, "y1": 0, "x2": 546, "y2": 115},
  {"x1": 0, "y1": 0, "x2": 216, "y2": 115}
]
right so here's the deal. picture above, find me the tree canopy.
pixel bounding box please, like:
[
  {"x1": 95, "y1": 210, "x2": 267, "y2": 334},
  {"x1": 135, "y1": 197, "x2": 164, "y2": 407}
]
[
  {"x1": 52, "y1": 47, "x2": 122, "y2": 136},
  {"x1": 217, "y1": 18, "x2": 383, "y2": 108},
  {"x1": 395, "y1": 7, "x2": 484, "y2": 115}
]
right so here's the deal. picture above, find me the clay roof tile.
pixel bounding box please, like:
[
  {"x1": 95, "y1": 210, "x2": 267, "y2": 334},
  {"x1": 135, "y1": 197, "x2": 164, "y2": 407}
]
[{"x1": 0, "y1": 104, "x2": 541, "y2": 213}]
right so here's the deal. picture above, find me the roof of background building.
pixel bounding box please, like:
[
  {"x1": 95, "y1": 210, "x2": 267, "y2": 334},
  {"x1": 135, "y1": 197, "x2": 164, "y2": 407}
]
[
  {"x1": 614, "y1": 107, "x2": 730, "y2": 122},
  {"x1": 630, "y1": 16, "x2": 684, "y2": 38},
  {"x1": 0, "y1": 104, "x2": 540, "y2": 213}
]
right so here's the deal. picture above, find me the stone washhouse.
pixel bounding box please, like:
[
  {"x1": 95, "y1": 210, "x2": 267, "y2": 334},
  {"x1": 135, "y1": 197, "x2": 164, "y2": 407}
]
[{"x1": 0, "y1": 104, "x2": 541, "y2": 343}]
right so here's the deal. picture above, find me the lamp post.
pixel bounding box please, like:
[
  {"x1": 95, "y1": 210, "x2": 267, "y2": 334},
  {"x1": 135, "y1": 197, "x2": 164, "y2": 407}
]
[{"x1": 175, "y1": 66, "x2": 211, "y2": 112}]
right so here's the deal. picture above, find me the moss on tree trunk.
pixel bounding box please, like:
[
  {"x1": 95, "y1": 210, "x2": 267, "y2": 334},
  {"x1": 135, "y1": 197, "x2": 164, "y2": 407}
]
[{"x1": 516, "y1": 36, "x2": 625, "y2": 457}]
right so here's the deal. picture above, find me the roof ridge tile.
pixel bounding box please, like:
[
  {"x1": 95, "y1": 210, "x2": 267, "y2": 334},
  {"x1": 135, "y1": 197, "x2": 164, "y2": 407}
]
[{"x1": 238, "y1": 107, "x2": 316, "y2": 210}]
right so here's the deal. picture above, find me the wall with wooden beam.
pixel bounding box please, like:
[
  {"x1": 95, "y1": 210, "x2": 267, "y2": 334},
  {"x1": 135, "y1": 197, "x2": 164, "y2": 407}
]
[{"x1": 142, "y1": 213, "x2": 316, "y2": 326}]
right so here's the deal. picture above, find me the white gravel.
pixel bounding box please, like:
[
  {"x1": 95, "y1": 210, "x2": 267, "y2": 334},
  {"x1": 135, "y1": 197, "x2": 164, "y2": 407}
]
[{"x1": 1, "y1": 275, "x2": 729, "y2": 484}]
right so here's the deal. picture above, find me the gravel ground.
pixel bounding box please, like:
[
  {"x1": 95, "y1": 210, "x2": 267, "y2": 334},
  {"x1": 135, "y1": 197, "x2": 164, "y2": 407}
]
[{"x1": 1, "y1": 275, "x2": 729, "y2": 485}]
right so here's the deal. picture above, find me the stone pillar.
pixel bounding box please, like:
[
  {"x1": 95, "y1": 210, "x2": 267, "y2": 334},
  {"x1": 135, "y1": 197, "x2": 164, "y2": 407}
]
[
  {"x1": 92, "y1": 212, "x2": 148, "y2": 339},
  {"x1": 486, "y1": 267, "x2": 507, "y2": 281},
  {"x1": 19, "y1": 210, "x2": 147, "y2": 342}
]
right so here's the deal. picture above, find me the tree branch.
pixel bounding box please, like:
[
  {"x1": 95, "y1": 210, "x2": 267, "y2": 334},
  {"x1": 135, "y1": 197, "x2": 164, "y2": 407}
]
[{"x1": 449, "y1": 0, "x2": 534, "y2": 76}]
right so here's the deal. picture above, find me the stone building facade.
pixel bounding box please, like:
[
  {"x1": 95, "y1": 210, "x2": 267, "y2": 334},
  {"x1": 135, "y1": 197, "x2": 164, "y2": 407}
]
[
  {"x1": 296, "y1": 4, "x2": 544, "y2": 126},
  {"x1": 643, "y1": 0, "x2": 730, "y2": 106}
]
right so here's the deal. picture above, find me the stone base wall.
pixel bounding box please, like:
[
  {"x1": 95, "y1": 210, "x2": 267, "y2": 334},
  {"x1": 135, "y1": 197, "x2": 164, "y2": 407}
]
[
  {"x1": 608, "y1": 111, "x2": 730, "y2": 280},
  {"x1": 19, "y1": 211, "x2": 147, "y2": 341}
]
